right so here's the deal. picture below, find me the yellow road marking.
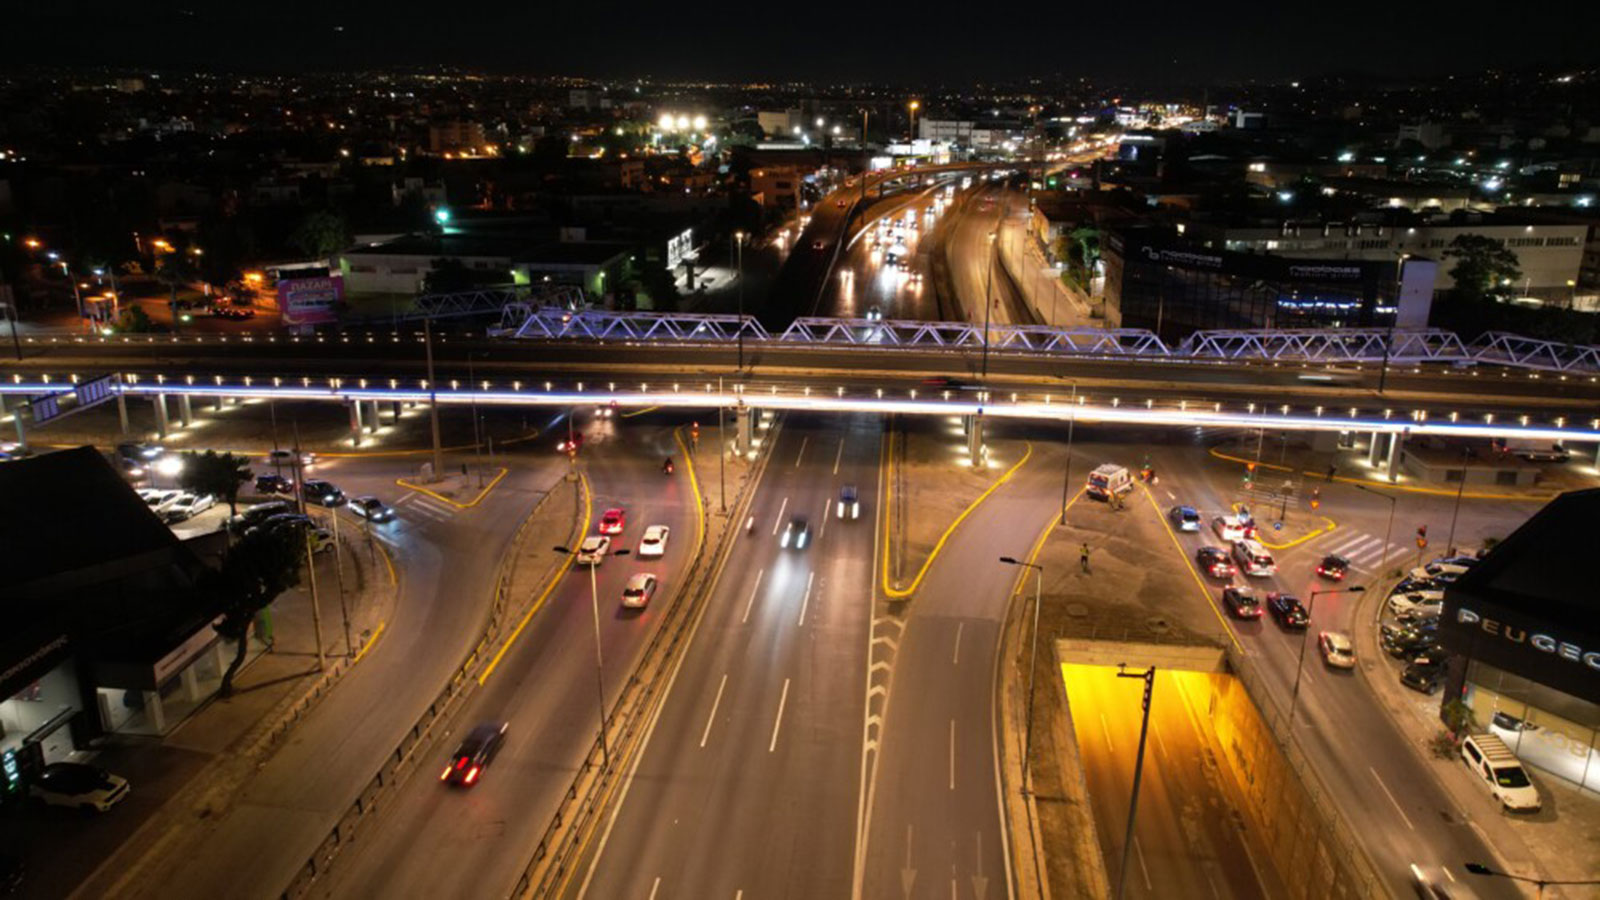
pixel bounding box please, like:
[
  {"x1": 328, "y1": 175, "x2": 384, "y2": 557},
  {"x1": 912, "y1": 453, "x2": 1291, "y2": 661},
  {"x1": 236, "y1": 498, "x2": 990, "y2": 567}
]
[
  {"x1": 373, "y1": 535, "x2": 398, "y2": 586},
  {"x1": 1228, "y1": 501, "x2": 1338, "y2": 550},
  {"x1": 1207, "y1": 446, "x2": 1552, "y2": 502},
  {"x1": 622, "y1": 406, "x2": 660, "y2": 418},
  {"x1": 396, "y1": 466, "x2": 508, "y2": 509},
  {"x1": 352, "y1": 621, "x2": 386, "y2": 663},
  {"x1": 478, "y1": 472, "x2": 592, "y2": 685},
  {"x1": 880, "y1": 431, "x2": 1034, "y2": 599},
  {"x1": 1140, "y1": 483, "x2": 1244, "y2": 655}
]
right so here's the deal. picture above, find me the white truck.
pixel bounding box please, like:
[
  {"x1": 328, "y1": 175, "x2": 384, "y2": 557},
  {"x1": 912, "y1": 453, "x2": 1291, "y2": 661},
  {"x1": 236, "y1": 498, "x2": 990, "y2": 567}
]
[
  {"x1": 1496, "y1": 437, "x2": 1569, "y2": 462},
  {"x1": 1086, "y1": 464, "x2": 1133, "y2": 501}
]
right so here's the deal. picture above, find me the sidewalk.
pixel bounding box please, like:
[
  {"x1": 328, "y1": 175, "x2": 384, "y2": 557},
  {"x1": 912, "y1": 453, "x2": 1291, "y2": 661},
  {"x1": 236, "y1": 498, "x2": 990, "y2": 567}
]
[
  {"x1": 995, "y1": 211, "x2": 1094, "y2": 330},
  {"x1": 1353, "y1": 582, "x2": 1600, "y2": 899},
  {"x1": 33, "y1": 528, "x2": 397, "y2": 900}
]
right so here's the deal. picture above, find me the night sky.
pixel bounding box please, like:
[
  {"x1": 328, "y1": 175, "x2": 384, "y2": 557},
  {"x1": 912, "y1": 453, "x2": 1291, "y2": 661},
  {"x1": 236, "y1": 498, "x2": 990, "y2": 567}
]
[{"x1": 10, "y1": 1, "x2": 1598, "y2": 84}]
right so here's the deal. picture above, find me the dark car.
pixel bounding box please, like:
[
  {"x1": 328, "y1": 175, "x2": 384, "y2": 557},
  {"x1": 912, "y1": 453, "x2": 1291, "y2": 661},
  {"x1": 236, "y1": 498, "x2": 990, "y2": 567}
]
[
  {"x1": 256, "y1": 473, "x2": 294, "y2": 494},
  {"x1": 300, "y1": 480, "x2": 345, "y2": 507},
  {"x1": 1382, "y1": 625, "x2": 1438, "y2": 659},
  {"x1": 1315, "y1": 554, "x2": 1349, "y2": 581},
  {"x1": 780, "y1": 516, "x2": 811, "y2": 550},
  {"x1": 230, "y1": 500, "x2": 293, "y2": 531},
  {"x1": 1222, "y1": 586, "x2": 1262, "y2": 619},
  {"x1": 1195, "y1": 546, "x2": 1235, "y2": 579},
  {"x1": 920, "y1": 376, "x2": 968, "y2": 390},
  {"x1": 1168, "y1": 505, "x2": 1202, "y2": 532},
  {"x1": 837, "y1": 484, "x2": 860, "y2": 519},
  {"x1": 439, "y1": 722, "x2": 508, "y2": 787},
  {"x1": 1400, "y1": 663, "x2": 1444, "y2": 693},
  {"x1": 1266, "y1": 592, "x2": 1310, "y2": 629}
]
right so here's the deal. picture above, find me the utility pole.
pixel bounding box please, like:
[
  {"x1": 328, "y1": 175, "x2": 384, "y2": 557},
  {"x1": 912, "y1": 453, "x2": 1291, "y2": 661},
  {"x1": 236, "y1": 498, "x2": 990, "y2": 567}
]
[
  {"x1": 327, "y1": 500, "x2": 353, "y2": 658},
  {"x1": 1059, "y1": 382, "x2": 1078, "y2": 524},
  {"x1": 735, "y1": 232, "x2": 746, "y2": 370},
  {"x1": 303, "y1": 525, "x2": 326, "y2": 672},
  {"x1": 717, "y1": 377, "x2": 727, "y2": 513},
  {"x1": 423, "y1": 318, "x2": 443, "y2": 482},
  {"x1": 1114, "y1": 665, "x2": 1156, "y2": 900},
  {"x1": 467, "y1": 352, "x2": 485, "y2": 488}
]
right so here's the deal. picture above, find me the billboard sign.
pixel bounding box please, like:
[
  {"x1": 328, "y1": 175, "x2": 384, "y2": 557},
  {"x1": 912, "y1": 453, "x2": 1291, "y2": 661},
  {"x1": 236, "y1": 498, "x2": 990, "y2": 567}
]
[{"x1": 278, "y1": 276, "x2": 343, "y2": 326}]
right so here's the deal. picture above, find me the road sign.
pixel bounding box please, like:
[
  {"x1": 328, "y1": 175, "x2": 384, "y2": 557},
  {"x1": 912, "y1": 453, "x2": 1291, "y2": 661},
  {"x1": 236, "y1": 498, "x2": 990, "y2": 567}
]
[{"x1": 1274, "y1": 521, "x2": 1283, "y2": 531}]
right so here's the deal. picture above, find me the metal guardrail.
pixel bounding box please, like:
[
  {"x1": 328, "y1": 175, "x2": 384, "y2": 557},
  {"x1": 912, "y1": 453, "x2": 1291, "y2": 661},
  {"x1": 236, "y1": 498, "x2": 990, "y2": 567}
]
[
  {"x1": 278, "y1": 477, "x2": 574, "y2": 899},
  {"x1": 508, "y1": 422, "x2": 779, "y2": 899}
]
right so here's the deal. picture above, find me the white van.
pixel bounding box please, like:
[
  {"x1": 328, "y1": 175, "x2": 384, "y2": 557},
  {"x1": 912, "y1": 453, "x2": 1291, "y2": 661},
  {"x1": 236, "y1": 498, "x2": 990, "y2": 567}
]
[
  {"x1": 1086, "y1": 464, "x2": 1132, "y2": 501},
  {"x1": 1460, "y1": 733, "x2": 1541, "y2": 812},
  {"x1": 1231, "y1": 538, "x2": 1277, "y2": 576}
]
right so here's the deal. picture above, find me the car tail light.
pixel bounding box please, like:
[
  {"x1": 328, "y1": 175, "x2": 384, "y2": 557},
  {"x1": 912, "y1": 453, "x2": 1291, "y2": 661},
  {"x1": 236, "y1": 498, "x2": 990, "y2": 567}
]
[
  {"x1": 464, "y1": 766, "x2": 480, "y2": 785},
  {"x1": 440, "y1": 766, "x2": 453, "y2": 781}
]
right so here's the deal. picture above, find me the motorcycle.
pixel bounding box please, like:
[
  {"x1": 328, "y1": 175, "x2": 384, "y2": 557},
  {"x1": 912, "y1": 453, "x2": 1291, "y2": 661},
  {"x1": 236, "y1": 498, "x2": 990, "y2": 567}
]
[{"x1": 663, "y1": 458, "x2": 675, "y2": 475}]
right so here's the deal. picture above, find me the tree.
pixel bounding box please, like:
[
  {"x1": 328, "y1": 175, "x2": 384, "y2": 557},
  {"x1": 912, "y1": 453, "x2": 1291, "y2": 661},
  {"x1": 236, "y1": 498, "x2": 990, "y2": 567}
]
[
  {"x1": 209, "y1": 522, "x2": 305, "y2": 697},
  {"x1": 117, "y1": 304, "x2": 156, "y2": 333},
  {"x1": 155, "y1": 251, "x2": 197, "y2": 335},
  {"x1": 1063, "y1": 226, "x2": 1101, "y2": 290},
  {"x1": 288, "y1": 210, "x2": 350, "y2": 259},
  {"x1": 1442, "y1": 234, "x2": 1521, "y2": 305},
  {"x1": 179, "y1": 450, "x2": 253, "y2": 516},
  {"x1": 639, "y1": 262, "x2": 680, "y2": 311}
]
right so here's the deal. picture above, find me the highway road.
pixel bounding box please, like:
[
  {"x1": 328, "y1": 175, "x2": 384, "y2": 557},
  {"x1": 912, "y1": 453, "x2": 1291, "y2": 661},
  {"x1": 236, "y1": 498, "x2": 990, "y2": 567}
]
[
  {"x1": 573, "y1": 413, "x2": 879, "y2": 899},
  {"x1": 815, "y1": 183, "x2": 950, "y2": 322},
  {"x1": 309, "y1": 413, "x2": 702, "y2": 899},
  {"x1": 111, "y1": 448, "x2": 564, "y2": 900},
  {"x1": 1145, "y1": 429, "x2": 1531, "y2": 898},
  {"x1": 943, "y1": 184, "x2": 1036, "y2": 329}
]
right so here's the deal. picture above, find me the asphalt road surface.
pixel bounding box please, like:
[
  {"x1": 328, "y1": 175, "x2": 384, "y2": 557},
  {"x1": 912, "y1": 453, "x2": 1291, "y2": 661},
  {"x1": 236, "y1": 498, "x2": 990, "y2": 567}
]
[{"x1": 573, "y1": 413, "x2": 880, "y2": 899}]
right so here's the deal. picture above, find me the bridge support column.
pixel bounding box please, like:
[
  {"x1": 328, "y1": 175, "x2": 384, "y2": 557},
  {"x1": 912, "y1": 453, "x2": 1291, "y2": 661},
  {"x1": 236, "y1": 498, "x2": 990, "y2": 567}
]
[
  {"x1": 152, "y1": 394, "x2": 170, "y2": 438},
  {"x1": 1367, "y1": 432, "x2": 1385, "y2": 468},
  {"x1": 348, "y1": 400, "x2": 364, "y2": 448},
  {"x1": 8, "y1": 400, "x2": 27, "y2": 452},
  {"x1": 116, "y1": 392, "x2": 130, "y2": 435},
  {"x1": 736, "y1": 406, "x2": 754, "y2": 453},
  {"x1": 1385, "y1": 431, "x2": 1402, "y2": 483},
  {"x1": 967, "y1": 414, "x2": 985, "y2": 469},
  {"x1": 367, "y1": 401, "x2": 382, "y2": 433},
  {"x1": 178, "y1": 395, "x2": 193, "y2": 427}
]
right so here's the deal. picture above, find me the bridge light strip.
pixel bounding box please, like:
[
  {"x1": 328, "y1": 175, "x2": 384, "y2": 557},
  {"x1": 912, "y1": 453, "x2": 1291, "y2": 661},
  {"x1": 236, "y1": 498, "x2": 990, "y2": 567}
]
[{"x1": 2, "y1": 379, "x2": 1594, "y2": 443}]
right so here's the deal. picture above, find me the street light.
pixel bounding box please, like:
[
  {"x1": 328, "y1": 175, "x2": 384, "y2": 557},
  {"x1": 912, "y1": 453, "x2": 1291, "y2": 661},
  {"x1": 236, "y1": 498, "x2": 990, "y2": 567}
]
[
  {"x1": 1288, "y1": 586, "x2": 1365, "y2": 725},
  {"x1": 998, "y1": 556, "x2": 1043, "y2": 795},
  {"x1": 552, "y1": 544, "x2": 630, "y2": 769},
  {"x1": 1463, "y1": 862, "x2": 1600, "y2": 898},
  {"x1": 734, "y1": 230, "x2": 746, "y2": 370},
  {"x1": 908, "y1": 100, "x2": 920, "y2": 139},
  {"x1": 1112, "y1": 664, "x2": 1156, "y2": 900}
]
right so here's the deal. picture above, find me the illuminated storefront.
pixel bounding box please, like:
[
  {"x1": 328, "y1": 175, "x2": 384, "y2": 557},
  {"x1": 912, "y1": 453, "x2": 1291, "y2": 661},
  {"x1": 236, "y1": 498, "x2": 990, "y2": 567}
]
[{"x1": 1441, "y1": 488, "x2": 1600, "y2": 796}]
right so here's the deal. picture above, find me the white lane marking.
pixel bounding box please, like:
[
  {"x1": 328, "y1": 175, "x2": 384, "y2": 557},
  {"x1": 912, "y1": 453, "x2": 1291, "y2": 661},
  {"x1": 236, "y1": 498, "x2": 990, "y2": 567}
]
[
  {"x1": 1153, "y1": 724, "x2": 1170, "y2": 764},
  {"x1": 1165, "y1": 489, "x2": 1176, "y2": 501},
  {"x1": 1370, "y1": 767, "x2": 1415, "y2": 831},
  {"x1": 1134, "y1": 837, "x2": 1153, "y2": 890},
  {"x1": 735, "y1": 892, "x2": 743, "y2": 900},
  {"x1": 699, "y1": 674, "x2": 729, "y2": 748},
  {"x1": 818, "y1": 500, "x2": 831, "y2": 542},
  {"x1": 769, "y1": 678, "x2": 792, "y2": 753},
  {"x1": 953, "y1": 622, "x2": 964, "y2": 665},
  {"x1": 649, "y1": 877, "x2": 661, "y2": 900},
  {"x1": 796, "y1": 435, "x2": 809, "y2": 467},
  {"x1": 1443, "y1": 868, "x2": 1457, "y2": 883},
  {"x1": 949, "y1": 719, "x2": 956, "y2": 790},
  {"x1": 772, "y1": 496, "x2": 789, "y2": 534},
  {"x1": 833, "y1": 437, "x2": 845, "y2": 474},
  {"x1": 1100, "y1": 713, "x2": 1114, "y2": 754},
  {"x1": 1206, "y1": 871, "x2": 1222, "y2": 900},
  {"x1": 798, "y1": 572, "x2": 816, "y2": 627},
  {"x1": 741, "y1": 569, "x2": 765, "y2": 624}
]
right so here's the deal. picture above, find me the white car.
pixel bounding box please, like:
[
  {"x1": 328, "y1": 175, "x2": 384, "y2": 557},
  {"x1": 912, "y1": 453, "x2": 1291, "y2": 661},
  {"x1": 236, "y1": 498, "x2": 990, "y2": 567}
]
[
  {"x1": 142, "y1": 490, "x2": 184, "y2": 515},
  {"x1": 267, "y1": 448, "x2": 316, "y2": 468},
  {"x1": 163, "y1": 492, "x2": 216, "y2": 522},
  {"x1": 1319, "y1": 631, "x2": 1356, "y2": 669},
  {"x1": 622, "y1": 573, "x2": 658, "y2": 608},
  {"x1": 1388, "y1": 589, "x2": 1444, "y2": 617},
  {"x1": 1408, "y1": 559, "x2": 1474, "y2": 582},
  {"x1": 29, "y1": 762, "x2": 130, "y2": 812},
  {"x1": 1212, "y1": 515, "x2": 1253, "y2": 542},
  {"x1": 638, "y1": 525, "x2": 670, "y2": 558},
  {"x1": 576, "y1": 535, "x2": 611, "y2": 565}
]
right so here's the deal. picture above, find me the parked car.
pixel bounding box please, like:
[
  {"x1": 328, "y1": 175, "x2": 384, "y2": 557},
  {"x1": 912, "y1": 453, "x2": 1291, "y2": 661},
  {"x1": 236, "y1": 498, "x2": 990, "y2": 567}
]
[
  {"x1": 439, "y1": 722, "x2": 508, "y2": 787},
  {"x1": 1167, "y1": 505, "x2": 1202, "y2": 532},
  {"x1": 255, "y1": 473, "x2": 294, "y2": 494},
  {"x1": 230, "y1": 500, "x2": 293, "y2": 531},
  {"x1": 1195, "y1": 546, "x2": 1235, "y2": 579},
  {"x1": 29, "y1": 762, "x2": 130, "y2": 812},
  {"x1": 1221, "y1": 586, "x2": 1262, "y2": 619},
  {"x1": 349, "y1": 496, "x2": 395, "y2": 523},
  {"x1": 1266, "y1": 592, "x2": 1309, "y2": 629},
  {"x1": 1388, "y1": 592, "x2": 1443, "y2": 619},
  {"x1": 141, "y1": 489, "x2": 184, "y2": 515},
  {"x1": 1319, "y1": 631, "x2": 1356, "y2": 669},
  {"x1": 1400, "y1": 662, "x2": 1445, "y2": 694},
  {"x1": 1460, "y1": 733, "x2": 1540, "y2": 812},
  {"x1": 162, "y1": 492, "x2": 216, "y2": 523},
  {"x1": 622, "y1": 573, "x2": 659, "y2": 608},
  {"x1": 576, "y1": 535, "x2": 611, "y2": 565}
]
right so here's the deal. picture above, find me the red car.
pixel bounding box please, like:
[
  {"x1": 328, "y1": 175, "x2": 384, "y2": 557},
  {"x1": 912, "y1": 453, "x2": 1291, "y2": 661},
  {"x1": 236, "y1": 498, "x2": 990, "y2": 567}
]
[
  {"x1": 1222, "y1": 586, "x2": 1263, "y2": 619},
  {"x1": 1196, "y1": 546, "x2": 1236, "y2": 579},
  {"x1": 557, "y1": 433, "x2": 584, "y2": 453},
  {"x1": 599, "y1": 508, "x2": 626, "y2": 535}
]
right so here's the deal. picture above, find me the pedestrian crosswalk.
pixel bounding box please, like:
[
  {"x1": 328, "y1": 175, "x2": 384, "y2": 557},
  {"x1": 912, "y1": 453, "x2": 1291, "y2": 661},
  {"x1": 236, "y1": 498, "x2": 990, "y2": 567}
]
[
  {"x1": 393, "y1": 492, "x2": 457, "y2": 523},
  {"x1": 1312, "y1": 529, "x2": 1409, "y2": 573}
]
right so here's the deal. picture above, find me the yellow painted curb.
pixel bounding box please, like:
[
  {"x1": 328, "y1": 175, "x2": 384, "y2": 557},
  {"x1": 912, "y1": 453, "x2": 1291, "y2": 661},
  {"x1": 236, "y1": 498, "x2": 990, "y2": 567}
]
[
  {"x1": 396, "y1": 466, "x2": 508, "y2": 509},
  {"x1": 881, "y1": 434, "x2": 1035, "y2": 600},
  {"x1": 1007, "y1": 491, "x2": 1075, "y2": 599},
  {"x1": 373, "y1": 536, "x2": 399, "y2": 587},
  {"x1": 1207, "y1": 446, "x2": 1555, "y2": 502},
  {"x1": 1227, "y1": 500, "x2": 1337, "y2": 550},
  {"x1": 352, "y1": 621, "x2": 386, "y2": 663},
  {"x1": 479, "y1": 472, "x2": 592, "y2": 685},
  {"x1": 622, "y1": 405, "x2": 660, "y2": 418},
  {"x1": 673, "y1": 425, "x2": 707, "y2": 562},
  {"x1": 1140, "y1": 483, "x2": 1244, "y2": 655}
]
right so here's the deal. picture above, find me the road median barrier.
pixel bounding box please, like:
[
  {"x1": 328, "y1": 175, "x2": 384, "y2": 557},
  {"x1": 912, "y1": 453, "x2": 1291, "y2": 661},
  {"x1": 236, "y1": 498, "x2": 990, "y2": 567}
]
[{"x1": 396, "y1": 465, "x2": 509, "y2": 509}]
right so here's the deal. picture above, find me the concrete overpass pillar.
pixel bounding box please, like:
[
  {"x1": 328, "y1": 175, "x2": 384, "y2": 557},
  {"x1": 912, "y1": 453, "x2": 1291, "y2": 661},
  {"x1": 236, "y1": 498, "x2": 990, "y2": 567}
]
[
  {"x1": 349, "y1": 400, "x2": 364, "y2": 448},
  {"x1": 967, "y1": 414, "x2": 985, "y2": 468},
  {"x1": 1367, "y1": 432, "x2": 1385, "y2": 468},
  {"x1": 116, "y1": 392, "x2": 130, "y2": 435},
  {"x1": 1385, "y1": 431, "x2": 1402, "y2": 482},
  {"x1": 178, "y1": 395, "x2": 194, "y2": 427},
  {"x1": 152, "y1": 394, "x2": 170, "y2": 438},
  {"x1": 9, "y1": 400, "x2": 27, "y2": 452},
  {"x1": 736, "y1": 406, "x2": 754, "y2": 453}
]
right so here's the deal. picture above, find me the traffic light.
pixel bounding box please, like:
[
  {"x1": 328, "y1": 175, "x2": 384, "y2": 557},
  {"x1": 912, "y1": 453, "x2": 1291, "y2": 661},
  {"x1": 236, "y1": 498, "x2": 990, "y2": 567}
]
[
  {"x1": 1416, "y1": 524, "x2": 1428, "y2": 549},
  {"x1": 1310, "y1": 488, "x2": 1321, "y2": 510}
]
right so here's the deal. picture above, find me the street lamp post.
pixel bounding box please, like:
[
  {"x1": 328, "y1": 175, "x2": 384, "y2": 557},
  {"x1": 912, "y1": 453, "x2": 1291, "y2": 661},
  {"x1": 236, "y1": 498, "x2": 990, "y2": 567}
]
[
  {"x1": 1058, "y1": 382, "x2": 1078, "y2": 524},
  {"x1": 553, "y1": 544, "x2": 629, "y2": 769},
  {"x1": 423, "y1": 318, "x2": 444, "y2": 482},
  {"x1": 1289, "y1": 586, "x2": 1365, "y2": 725},
  {"x1": 999, "y1": 556, "x2": 1044, "y2": 795},
  {"x1": 1379, "y1": 253, "x2": 1407, "y2": 395},
  {"x1": 734, "y1": 231, "x2": 746, "y2": 370},
  {"x1": 1113, "y1": 664, "x2": 1156, "y2": 900},
  {"x1": 1445, "y1": 444, "x2": 1470, "y2": 555},
  {"x1": 1463, "y1": 862, "x2": 1600, "y2": 898},
  {"x1": 467, "y1": 352, "x2": 485, "y2": 488}
]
